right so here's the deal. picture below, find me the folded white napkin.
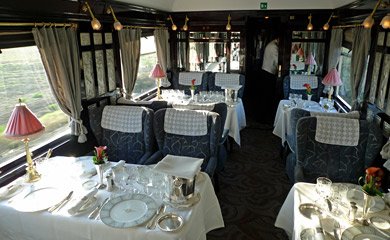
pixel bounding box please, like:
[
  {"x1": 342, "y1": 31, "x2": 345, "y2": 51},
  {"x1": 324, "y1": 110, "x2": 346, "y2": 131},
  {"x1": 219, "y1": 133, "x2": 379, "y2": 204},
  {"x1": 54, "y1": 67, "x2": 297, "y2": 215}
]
[
  {"x1": 154, "y1": 154, "x2": 204, "y2": 179},
  {"x1": 68, "y1": 187, "x2": 98, "y2": 215},
  {"x1": 105, "y1": 160, "x2": 126, "y2": 176}
]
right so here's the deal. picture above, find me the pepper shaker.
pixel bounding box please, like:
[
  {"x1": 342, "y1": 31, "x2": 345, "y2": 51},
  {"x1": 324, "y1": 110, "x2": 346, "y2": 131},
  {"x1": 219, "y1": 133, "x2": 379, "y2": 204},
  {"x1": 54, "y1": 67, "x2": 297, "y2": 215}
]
[
  {"x1": 106, "y1": 173, "x2": 114, "y2": 192},
  {"x1": 348, "y1": 202, "x2": 357, "y2": 222}
]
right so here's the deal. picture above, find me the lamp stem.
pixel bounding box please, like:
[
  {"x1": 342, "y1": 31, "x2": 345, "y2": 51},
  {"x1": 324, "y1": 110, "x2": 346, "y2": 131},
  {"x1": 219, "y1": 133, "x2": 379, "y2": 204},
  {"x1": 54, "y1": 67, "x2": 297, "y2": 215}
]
[
  {"x1": 157, "y1": 78, "x2": 161, "y2": 99},
  {"x1": 371, "y1": 0, "x2": 382, "y2": 17},
  {"x1": 23, "y1": 138, "x2": 41, "y2": 182}
]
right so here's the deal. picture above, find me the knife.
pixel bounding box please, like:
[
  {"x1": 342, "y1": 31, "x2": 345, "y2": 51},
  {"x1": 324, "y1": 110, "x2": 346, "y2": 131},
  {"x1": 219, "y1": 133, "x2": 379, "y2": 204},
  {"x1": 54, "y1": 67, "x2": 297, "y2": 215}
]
[
  {"x1": 88, "y1": 197, "x2": 109, "y2": 220},
  {"x1": 48, "y1": 191, "x2": 73, "y2": 213}
]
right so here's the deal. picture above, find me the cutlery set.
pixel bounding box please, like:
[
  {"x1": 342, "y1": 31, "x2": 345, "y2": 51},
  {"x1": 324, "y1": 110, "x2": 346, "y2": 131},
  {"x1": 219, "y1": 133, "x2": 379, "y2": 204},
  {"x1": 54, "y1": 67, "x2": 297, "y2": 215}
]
[
  {"x1": 88, "y1": 197, "x2": 110, "y2": 220},
  {"x1": 48, "y1": 191, "x2": 74, "y2": 213},
  {"x1": 146, "y1": 204, "x2": 166, "y2": 229}
]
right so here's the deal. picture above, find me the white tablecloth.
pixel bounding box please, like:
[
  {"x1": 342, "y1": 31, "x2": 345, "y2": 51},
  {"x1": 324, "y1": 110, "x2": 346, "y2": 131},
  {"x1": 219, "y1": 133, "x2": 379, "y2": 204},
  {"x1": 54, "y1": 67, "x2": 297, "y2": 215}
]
[
  {"x1": 0, "y1": 157, "x2": 224, "y2": 240},
  {"x1": 275, "y1": 182, "x2": 390, "y2": 240},
  {"x1": 273, "y1": 99, "x2": 334, "y2": 146}
]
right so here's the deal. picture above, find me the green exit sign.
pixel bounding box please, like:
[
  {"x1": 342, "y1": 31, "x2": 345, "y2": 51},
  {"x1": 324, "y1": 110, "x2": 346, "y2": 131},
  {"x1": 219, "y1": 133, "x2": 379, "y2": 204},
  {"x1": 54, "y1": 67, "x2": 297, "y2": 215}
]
[{"x1": 260, "y1": 2, "x2": 268, "y2": 10}]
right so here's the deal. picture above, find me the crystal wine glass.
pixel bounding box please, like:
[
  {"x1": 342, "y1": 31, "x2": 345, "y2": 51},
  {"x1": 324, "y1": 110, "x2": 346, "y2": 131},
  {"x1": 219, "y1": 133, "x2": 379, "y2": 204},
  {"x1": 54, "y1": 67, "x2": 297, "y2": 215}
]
[{"x1": 315, "y1": 177, "x2": 332, "y2": 210}]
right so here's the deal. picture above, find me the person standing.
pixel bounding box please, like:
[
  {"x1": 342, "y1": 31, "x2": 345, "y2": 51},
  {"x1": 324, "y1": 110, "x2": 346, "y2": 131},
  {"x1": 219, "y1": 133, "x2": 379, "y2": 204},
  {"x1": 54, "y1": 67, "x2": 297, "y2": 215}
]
[{"x1": 260, "y1": 37, "x2": 279, "y2": 123}]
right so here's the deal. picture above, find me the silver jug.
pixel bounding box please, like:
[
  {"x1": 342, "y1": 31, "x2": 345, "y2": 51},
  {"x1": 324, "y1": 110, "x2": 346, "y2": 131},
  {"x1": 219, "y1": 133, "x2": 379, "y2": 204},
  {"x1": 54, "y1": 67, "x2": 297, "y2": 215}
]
[{"x1": 165, "y1": 175, "x2": 196, "y2": 205}]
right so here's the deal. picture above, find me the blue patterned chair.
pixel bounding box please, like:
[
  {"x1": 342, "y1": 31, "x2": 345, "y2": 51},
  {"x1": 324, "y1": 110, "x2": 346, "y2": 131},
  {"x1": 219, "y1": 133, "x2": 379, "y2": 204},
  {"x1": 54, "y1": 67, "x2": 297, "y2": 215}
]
[
  {"x1": 294, "y1": 116, "x2": 383, "y2": 183},
  {"x1": 283, "y1": 75, "x2": 324, "y2": 102},
  {"x1": 171, "y1": 72, "x2": 208, "y2": 94},
  {"x1": 100, "y1": 105, "x2": 155, "y2": 164},
  {"x1": 116, "y1": 97, "x2": 172, "y2": 112},
  {"x1": 208, "y1": 73, "x2": 245, "y2": 99},
  {"x1": 148, "y1": 108, "x2": 221, "y2": 177}
]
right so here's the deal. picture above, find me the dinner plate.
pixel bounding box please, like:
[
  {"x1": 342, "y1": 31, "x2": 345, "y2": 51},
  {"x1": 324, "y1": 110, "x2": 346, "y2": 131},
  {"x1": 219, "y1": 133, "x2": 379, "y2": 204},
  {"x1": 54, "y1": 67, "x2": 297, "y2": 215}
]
[
  {"x1": 13, "y1": 187, "x2": 66, "y2": 212},
  {"x1": 346, "y1": 189, "x2": 385, "y2": 213},
  {"x1": 0, "y1": 184, "x2": 25, "y2": 200},
  {"x1": 370, "y1": 216, "x2": 390, "y2": 230},
  {"x1": 341, "y1": 226, "x2": 386, "y2": 240},
  {"x1": 100, "y1": 193, "x2": 157, "y2": 228}
]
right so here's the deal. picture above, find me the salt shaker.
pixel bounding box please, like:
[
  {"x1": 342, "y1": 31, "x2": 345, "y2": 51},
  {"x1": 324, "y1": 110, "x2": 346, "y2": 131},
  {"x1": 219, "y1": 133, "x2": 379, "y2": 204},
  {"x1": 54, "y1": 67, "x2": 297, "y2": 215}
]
[
  {"x1": 348, "y1": 202, "x2": 357, "y2": 222},
  {"x1": 106, "y1": 173, "x2": 114, "y2": 192}
]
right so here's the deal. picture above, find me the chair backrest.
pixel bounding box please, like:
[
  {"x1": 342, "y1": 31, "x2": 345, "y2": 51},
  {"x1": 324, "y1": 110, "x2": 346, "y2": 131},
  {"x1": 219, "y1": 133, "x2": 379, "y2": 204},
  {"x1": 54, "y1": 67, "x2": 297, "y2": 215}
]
[
  {"x1": 209, "y1": 73, "x2": 245, "y2": 99},
  {"x1": 153, "y1": 108, "x2": 221, "y2": 175},
  {"x1": 100, "y1": 105, "x2": 155, "y2": 164},
  {"x1": 283, "y1": 75, "x2": 324, "y2": 102},
  {"x1": 171, "y1": 72, "x2": 208, "y2": 94},
  {"x1": 295, "y1": 116, "x2": 383, "y2": 183},
  {"x1": 116, "y1": 97, "x2": 172, "y2": 112},
  {"x1": 287, "y1": 108, "x2": 311, "y2": 152}
]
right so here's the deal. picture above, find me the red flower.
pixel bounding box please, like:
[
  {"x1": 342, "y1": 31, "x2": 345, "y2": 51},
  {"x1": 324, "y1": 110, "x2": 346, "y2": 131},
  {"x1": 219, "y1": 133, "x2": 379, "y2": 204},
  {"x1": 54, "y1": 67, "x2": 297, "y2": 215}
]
[
  {"x1": 93, "y1": 146, "x2": 107, "y2": 165},
  {"x1": 359, "y1": 167, "x2": 384, "y2": 196},
  {"x1": 303, "y1": 83, "x2": 312, "y2": 95},
  {"x1": 190, "y1": 79, "x2": 197, "y2": 90}
]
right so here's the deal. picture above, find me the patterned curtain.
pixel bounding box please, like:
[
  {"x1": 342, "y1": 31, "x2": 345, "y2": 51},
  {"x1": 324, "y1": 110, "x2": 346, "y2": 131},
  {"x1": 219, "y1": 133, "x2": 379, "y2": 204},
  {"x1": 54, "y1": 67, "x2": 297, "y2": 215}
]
[
  {"x1": 32, "y1": 27, "x2": 87, "y2": 143},
  {"x1": 154, "y1": 29, "x2": 171, "y2": 87},
  {"x1": 118, "y1": 28, "x2": 141, "y2": 98}
]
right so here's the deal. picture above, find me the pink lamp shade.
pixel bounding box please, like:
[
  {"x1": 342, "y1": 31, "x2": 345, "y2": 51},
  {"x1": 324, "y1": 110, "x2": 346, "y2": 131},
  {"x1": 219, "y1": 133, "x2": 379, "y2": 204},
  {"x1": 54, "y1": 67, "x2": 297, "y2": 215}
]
[
  {"x1": 305, "y1": 53, "x2": 317, "y2": 65},
  {"x1": 149, "y1": 63, "x2": 166, "y2": 79},
  {"x1": 4, "y1": 102, "x2": 45, "y2": 139},
  {"x1": 322, "y1": 68, "x2": 342, "y2": 86},
  {"x1": 297, "y1": 48, "x2": 305, "y2": 57}
]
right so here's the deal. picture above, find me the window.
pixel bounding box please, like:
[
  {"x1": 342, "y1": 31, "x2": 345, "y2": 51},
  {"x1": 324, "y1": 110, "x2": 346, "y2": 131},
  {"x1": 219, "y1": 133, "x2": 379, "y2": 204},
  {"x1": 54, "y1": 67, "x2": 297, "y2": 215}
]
[
  {"x1": 132, "y1": 36, "x2": 158, "y2": 98},
  {"x1": 0, "y1": 46, "x2": 69, "y2": 166},
  {"x1": 336, "y1": 47, "x2": 353, "y2": 106}
]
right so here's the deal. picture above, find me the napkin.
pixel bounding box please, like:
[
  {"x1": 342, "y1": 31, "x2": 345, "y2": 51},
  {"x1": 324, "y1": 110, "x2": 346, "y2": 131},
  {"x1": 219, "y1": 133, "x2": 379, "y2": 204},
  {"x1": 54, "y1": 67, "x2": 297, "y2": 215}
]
[
  {"x1": 154, "y1": 154, "x2": 203, "y2": 179},
  {"x1": 104, "y1": 160, "x2": 126, "y2": 177},
  {"x1": 68, "y1": 187, "x2": 98, "y2": 215}
]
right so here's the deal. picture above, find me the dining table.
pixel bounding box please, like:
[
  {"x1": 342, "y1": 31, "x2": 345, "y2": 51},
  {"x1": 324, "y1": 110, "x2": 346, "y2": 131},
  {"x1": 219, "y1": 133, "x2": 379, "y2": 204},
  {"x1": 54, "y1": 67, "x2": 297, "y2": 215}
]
[
  {"x1": 273, "y1": 99, "x2": 336, "y2": 148},
  {"x1": 275, "y1": 182, "x2": 390, "y2": 240},
  {"x1": 0, "y1": 156, "x2": 224, "y2": 240}
]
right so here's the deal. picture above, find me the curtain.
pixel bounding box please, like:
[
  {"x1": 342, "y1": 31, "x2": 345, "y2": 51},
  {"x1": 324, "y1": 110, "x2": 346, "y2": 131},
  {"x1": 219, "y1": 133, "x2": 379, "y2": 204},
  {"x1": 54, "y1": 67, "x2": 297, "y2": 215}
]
[
  {"x1": 328, "y1": 29, "x2": 343, "y2": 69},
  {"x1": 350, "y1": 27, "x2": 371, "y2": 110},
  {"x1": 118, "y1": 29, "x2": 141, "y2": 98},
  {"x1": 32, "y1": 27, "x2": 87, "y2": 143},
  {"x1": 153, "y1": 29, "x2": 171, "y2": 87}
]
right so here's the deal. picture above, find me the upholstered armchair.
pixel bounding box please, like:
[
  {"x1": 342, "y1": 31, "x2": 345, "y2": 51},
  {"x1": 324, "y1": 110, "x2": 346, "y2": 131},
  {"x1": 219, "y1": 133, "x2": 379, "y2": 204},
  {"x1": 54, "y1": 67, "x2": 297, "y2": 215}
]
[
  {"x1": 294, "y1": 116, "x2": 383, "y2": 183},
  {"x1": 116, "y1": 97, "x2": 172, "y2": 112},
  {"x1": 99, "y1": 105, "x2": 155, "y2": 164},
  {"x1": 283, "y1": 75, "x2": 324, "y2": 102},
  {"x1": 171, "y1": 72, "x2": 208, "y2": 94},
  {"x1": 148, "y1": 108, "x2": 221, "y2": 177},
  {"x1": 209, "y1": 73, "x2": 245, "y2": 99}
]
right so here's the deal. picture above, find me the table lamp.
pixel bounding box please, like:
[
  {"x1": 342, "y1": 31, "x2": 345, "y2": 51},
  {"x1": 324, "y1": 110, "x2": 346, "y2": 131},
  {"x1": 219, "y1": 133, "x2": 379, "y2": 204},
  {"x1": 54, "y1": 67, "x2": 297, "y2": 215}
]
[
  {"x1": 305, "y1": 53, "x2": 317, "y2": 75},
  {"x1": 149, "y1": 63, "x2": 166, "y2": 99},
  {"x1": 322, "y1": 68, "x2": 342, "y2": 100},
  {"x1": 4, "y1": 99, "x2": 45, "y2": 182},
  {"x1": 297, "y1": 47, "x2": 305, "y2": 61}
]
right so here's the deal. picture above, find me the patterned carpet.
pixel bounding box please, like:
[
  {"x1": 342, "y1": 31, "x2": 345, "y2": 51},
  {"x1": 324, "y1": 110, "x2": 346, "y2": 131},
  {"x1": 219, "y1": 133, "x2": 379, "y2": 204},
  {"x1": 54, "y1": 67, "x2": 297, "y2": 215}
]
[{"x1": 207, "y1": 122, "x2": 292, "y2": 240}]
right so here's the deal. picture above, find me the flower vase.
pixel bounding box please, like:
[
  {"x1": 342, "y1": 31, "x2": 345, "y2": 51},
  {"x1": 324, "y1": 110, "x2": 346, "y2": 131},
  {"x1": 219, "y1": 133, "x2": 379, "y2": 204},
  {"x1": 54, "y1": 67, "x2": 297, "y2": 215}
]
[
  {"x1": 95, "y1": 164, "x2": 106, "y2": 190},
  {"x1": 190, "y1": 89, "x2": 195, "y2": 100},
  {"x1": 362, "y1": 191, "x2": 373, "y2": 225},
  {"x1": 307, "y1": 94, "x2": 312, "y2": 101}
]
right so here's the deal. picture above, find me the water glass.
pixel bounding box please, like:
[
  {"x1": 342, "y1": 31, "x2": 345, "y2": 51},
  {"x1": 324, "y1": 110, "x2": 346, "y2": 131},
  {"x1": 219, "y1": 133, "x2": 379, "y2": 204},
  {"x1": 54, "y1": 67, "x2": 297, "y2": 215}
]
[{"x1": 316, "y1": 177, "x2": 332, "y2": 200}]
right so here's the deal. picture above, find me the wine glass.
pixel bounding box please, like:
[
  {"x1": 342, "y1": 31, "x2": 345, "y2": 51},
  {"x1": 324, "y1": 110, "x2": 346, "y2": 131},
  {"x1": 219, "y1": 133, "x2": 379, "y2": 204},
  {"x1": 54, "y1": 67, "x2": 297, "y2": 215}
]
[{"x1": 315, "y1": 177, "x2": 332, "y2": 210}]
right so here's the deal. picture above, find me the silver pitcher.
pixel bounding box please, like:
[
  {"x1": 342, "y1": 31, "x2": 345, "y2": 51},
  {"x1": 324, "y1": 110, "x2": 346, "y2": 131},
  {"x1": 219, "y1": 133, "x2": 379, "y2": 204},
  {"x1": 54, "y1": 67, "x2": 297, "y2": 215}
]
[{"x1": 165, "y1": 175, "x2": 196, "y2": 204}]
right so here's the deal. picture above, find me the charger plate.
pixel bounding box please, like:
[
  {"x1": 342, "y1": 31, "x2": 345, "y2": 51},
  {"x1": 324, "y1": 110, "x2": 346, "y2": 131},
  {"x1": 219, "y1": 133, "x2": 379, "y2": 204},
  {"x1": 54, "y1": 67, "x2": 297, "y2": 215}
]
[
  {"x1": 341, "y1": 226, "x2": 386, "y2": 240},
  {"x1": 346, "y1": 189, "x2": 385, "y2": 213},
  {"x1": 100, "y1": 193, "x2": 157, "y2": 228}
]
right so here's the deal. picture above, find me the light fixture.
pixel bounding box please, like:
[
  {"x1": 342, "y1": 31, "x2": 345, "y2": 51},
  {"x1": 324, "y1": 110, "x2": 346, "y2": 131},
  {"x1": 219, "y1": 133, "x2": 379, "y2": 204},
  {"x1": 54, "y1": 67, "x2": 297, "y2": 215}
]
[
  {"x1": 381, "y1": 13, "x2": 390, "y2": 29},
  {"x1": 323, "y1": 12, "x2": 334, "y2": 30},
  {"x1": 4, "y1": 99, "x2": 45, "y2": 182},
  {"x1": 362, "y1": 0, "x2": 382, "y2": 28},
  {"x1": 182, "y1": 15, "x2": 189, "y2": 31},
  {"x1": 150, "y1": 63, "x2": 166, "y2": 99},
  {"x1": 226, "y1": 14, "x2": 232, "y2": 31},
  {"x1": 106, "y1": 5, "x2": 123, "y2": 31},
  {"x1": 307, "y1": 14, "x2": 313, "y2": 31},
  {"x1": 265, "y1": 16, "x2": 270, "y2": 19},
  {"x1": 82, "y1": 1, "x2": 101, "y2": 31},
  {"x1": 168, "y1": 15, "x2": 177, "y2": 31},
  {"x1": 305, "y1": 53, "x2": 317, "y2": 75},
  {"x1": 322, "y1": 68, "x2": 342, "y2": 100}
]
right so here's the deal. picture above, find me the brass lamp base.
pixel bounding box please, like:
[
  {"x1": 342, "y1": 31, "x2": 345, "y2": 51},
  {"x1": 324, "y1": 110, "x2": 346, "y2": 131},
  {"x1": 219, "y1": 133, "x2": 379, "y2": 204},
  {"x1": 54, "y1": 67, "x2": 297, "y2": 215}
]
[
  {"x1": 157, "y1": 78, "x2": 162, "y2": 99},
  {"x1": 23, "y1": 138, "x2": 41, "y2": 183}
]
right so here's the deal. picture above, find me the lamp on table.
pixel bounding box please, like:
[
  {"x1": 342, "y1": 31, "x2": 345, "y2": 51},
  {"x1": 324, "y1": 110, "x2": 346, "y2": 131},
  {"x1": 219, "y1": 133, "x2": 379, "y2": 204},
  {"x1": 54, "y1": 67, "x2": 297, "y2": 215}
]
[
  {"x1": 305, "y1": 53, "x2": 317, "y2": 75},
  {"x1": 150, "y1": 63, "x2": 166, "y2": 99},
  {"x1": 4, "y1": 99, "x2": 45, "y2": 182},
  {"x1": 322, "y1": 68, "x2": 342, "y2": 101}
]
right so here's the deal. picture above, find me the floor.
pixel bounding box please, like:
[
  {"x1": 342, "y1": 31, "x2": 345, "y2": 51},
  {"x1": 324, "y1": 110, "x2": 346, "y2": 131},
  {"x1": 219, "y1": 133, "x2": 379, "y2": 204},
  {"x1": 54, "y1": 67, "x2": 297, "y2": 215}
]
[{"x1": 207, "y1": 121, "x2": 292, "y2": 240}]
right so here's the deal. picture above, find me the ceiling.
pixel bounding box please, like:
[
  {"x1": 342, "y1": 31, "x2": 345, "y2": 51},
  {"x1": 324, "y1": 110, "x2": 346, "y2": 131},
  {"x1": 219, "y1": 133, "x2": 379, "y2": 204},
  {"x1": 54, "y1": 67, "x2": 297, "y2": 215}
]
[{"x1": 114, "y1": 0, "x2": 360, "y2": 12}]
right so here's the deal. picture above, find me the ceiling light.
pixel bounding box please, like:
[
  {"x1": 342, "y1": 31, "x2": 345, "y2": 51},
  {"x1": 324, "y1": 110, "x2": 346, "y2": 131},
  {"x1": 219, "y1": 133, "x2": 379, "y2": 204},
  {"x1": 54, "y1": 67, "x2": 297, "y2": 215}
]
[
  {"x1": 362, "y1": 0, "x2": 382, "y2": 29},
  {"x1": 82, "y1": 1, "x2": 101, "y2": 31},
  {"x1": 381, "y1": 13, "x2": 390, "y2": 29},
  {"x1": 106, "y1": 5, "x2": 123, "y2": 31},
  {"x1": 168, "y1": 15, "x2": 177, "y2": 31},
  {"x1": 183, "y1": 15, "x2": 189, "y2": 31},
  {"x1": 226, "y1": 15, "x2": 231, "y2": 31},
  {"x1": 307, "y1": 14, "x2": 313, "y2": 31},
  {"x1": 323, "y1": 12, "x2": 334, "y2": 30}
]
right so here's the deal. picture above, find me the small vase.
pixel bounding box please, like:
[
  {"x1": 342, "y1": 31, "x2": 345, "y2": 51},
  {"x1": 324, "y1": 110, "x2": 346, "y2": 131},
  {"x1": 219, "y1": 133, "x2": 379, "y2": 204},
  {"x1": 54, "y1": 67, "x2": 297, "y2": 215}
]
[
  {"x1": 362, "y1": 191, "x2": 373, "y2": 225},
  {"x1": 95, "y1": 164, "x2": 106, "y2": 190},
  {"x1": 307, "y1": 94, "x2": 312, "y2": 101},
  {"x1": 190, "y1": 89, "x2": 195, "y2": 100}
]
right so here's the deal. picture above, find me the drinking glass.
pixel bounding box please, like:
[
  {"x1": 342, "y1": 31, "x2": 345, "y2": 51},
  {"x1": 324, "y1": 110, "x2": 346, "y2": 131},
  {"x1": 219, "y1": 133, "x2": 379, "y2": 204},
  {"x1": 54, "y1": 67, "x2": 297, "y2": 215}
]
[{"x1": 315, "y1": 177, "x2": 332, "y2": 210}]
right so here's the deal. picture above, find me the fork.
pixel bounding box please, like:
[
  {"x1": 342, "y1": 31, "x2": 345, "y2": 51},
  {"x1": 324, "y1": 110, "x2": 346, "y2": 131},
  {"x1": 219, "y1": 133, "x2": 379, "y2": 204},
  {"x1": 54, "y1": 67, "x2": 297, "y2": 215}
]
[{"x1": 333, "y1": 221, "x2": 341, "y2": 240}]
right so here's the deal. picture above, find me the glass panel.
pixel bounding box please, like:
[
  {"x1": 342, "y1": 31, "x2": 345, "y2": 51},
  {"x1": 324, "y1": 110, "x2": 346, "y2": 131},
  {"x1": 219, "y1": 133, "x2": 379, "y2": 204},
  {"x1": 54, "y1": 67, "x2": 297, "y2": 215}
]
[
  {"x1": 93, "y1": 33, "x2": 102, "y2": 45},
  {"x1": 337, "y1": 47, "x2": 352, "y2": 105},
  {"x1": 231, "y1": 32, "x2": 240, "y2": 41},
  {"x1": 80, "y1": 33, "x2": 90, "y2": 46},
  {"x1": 230, "y1": 42, "x2": 240, "y2": 70},
  {"x1": 387, "y1": 32, "x2": 390, "y2": 47},
  {"x1": 189, "y1": 42, "x2": 227, "y2": 72},
  {"x1": 106, "y1": 49, "x2": 116, "y2": 91},
  {"x1": 290, "y1": 42, "x2": 325, "y2": 75},
  {"x1": 369, "y1": 53, "x2": 383, "y2": 103},
  {"x1": 377, "y1": 32, "x2": 385, "y2": 46},
  {"x1": 189, "y1": 32, "x2": 227, "y2": 40},
  {"x1": 292, "y1": 31, "x2": 325, "y2": 39},
  {"x1": 177, "y1": 32, "x2": 186, "y2": 40},
  {"x1": 177, "y1": 42, "x2": 187, "y2": 69},
  {"x1": 105, "y1": 33, "x2": 113, "y2": 44},
  {"x1": 95, "y1": 50, "x2": 106, "y2": 95},
  {"x1": 82, "y1": 51, "x2": 95, "y2": 99},
  {"x1": 377, "y1": 54, "x2": 390, "y2": 111},
  {"x1": 132, "y1": 36, "x2": 157, "y2": 98},
  {"x1": 0, "y1": 46, "x2": 69, "y2": 165}
]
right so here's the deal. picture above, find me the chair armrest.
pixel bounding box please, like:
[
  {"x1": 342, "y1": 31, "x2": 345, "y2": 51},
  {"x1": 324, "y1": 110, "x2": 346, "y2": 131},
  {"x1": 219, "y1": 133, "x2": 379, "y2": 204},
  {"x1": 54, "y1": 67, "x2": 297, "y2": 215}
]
[
  {"x1": 137, "y1": 152, "x2": 153, "y2": 165},
  {"x1": 143, "y1": 151, "x2": 164, "y2": 165},
  {"x1": 220, "y1": 129, "x2": 229, "y2": 145},
  {"x1": 203, "y1": 156, "x2": 218, "y2": 177},
  {"x1": 294, "y1": 165, "x2": 304, "y2": 183}
]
